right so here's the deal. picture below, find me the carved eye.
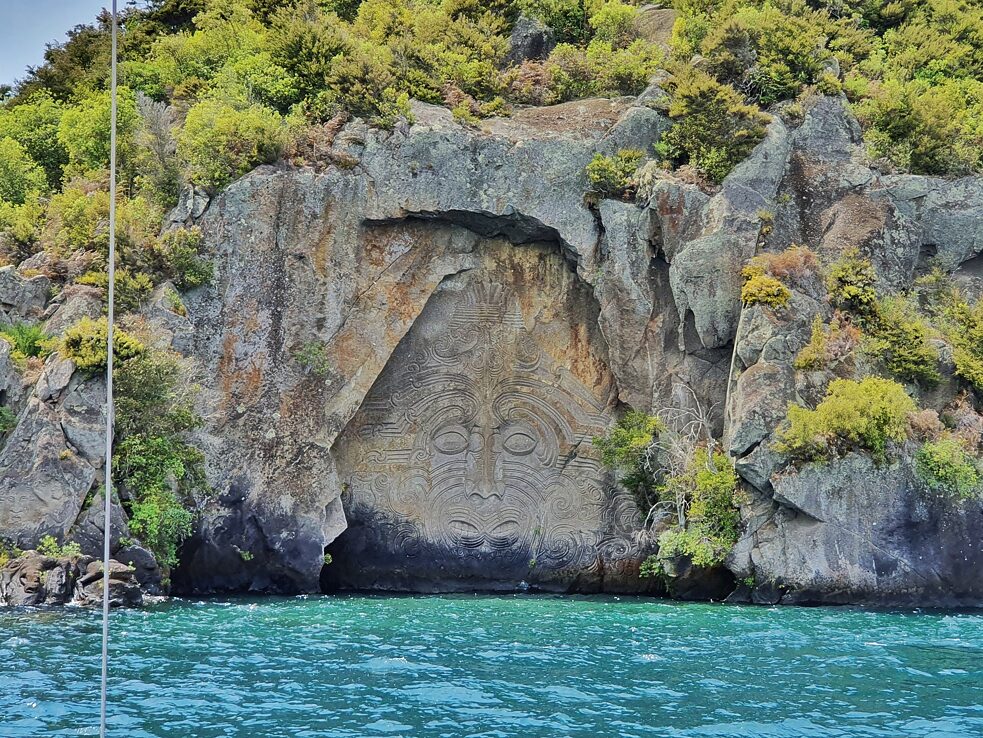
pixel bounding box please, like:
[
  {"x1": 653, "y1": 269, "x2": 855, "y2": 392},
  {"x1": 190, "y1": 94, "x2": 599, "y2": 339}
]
[
  {"x1": 433, "y1": 425, "x2": 469, "y2": 454},
  {"x1": 503, "y1": 429, "x2": 537, "y2": 455}
]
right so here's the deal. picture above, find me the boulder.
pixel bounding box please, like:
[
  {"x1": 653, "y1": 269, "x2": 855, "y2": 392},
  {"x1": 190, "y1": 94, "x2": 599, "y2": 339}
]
[
  {"x1": 0, "y1": 266, "x2": 50, "y2": 321},
  {"x1": 0, "y1": 399, "x2": 96, "y2": 549},
  {"x1": 633, "y1": 6, "x2": 677, "y2": 49},
  {"x1": 43, "y1": 284, "x2": 103, "y2": 337},
  {"x1": 506, "y1": 15, "x2": 555, "y2": 65}
]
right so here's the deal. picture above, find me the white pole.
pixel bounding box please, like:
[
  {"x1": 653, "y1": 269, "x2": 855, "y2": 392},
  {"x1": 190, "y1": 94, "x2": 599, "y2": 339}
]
[{"x1": 100, "y1": 1, "x2": 118, "y2": 736}]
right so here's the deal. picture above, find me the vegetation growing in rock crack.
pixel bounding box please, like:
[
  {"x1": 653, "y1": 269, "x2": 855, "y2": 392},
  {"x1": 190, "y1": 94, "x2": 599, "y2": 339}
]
[{"x1": 595, "y1": 397, "x2": 744, "y2": 579}]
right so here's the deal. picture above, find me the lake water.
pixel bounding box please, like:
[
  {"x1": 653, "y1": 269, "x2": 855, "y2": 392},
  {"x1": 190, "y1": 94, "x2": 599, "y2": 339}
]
[{"x1": 0, "y1": 595, "x2": 981, "y2": 737}]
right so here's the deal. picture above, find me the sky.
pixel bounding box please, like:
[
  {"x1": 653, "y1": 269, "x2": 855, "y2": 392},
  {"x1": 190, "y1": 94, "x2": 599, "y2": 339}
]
[{"x1": 1, "y1": 1, "x2": 111, "y2": 87}]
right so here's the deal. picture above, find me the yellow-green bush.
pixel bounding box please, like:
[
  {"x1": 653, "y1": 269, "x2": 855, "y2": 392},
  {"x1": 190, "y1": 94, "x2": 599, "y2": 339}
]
[
  {"x1": 827, "y1": 249, "x2": 878, "y2": 315},
  {"x1": 76, "y1": 269, "x2": 154, "y2": 314},
  {"x1": 793, "y1": 313, "x2": 861, "y2": 372},
  {"x1": 61, "y1": 317, "x2": 145, "y2": 372},
  {"x1": 177, "y1": 97, "x2": 288, "y2": 191},
  {"x1": 152, "y1": 227, "x2": 214, "y2": 290},
  {"x1": 741, "y1": 273, "x2": 791, "y2": 308},
  {"x1": 0, "y1": 138, "x2": 47, "y2": 206},
  {"x1": 656, "y1": 68, "x2": 771, "y2": 183},
  {"x1": 915, "y1": 438, "x2": 983, "y2": 499},
  {"x1": 775, "y1": 377, "x2": 916, "y2": 461},
  {"x1": 864, "y1": 296, "x2": 940, "y2": 386},
  {"x1": 586, "y1": 149, "x2": 644, "y2": 199},
  {"x1": 644, "y1": 447, "x2": 743, "y2": 573}
]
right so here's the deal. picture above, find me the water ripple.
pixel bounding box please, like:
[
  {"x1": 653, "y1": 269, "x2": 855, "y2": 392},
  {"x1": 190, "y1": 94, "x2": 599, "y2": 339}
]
[{"x1": 0, "y1": 595, "x2": 981, "y2": 737}]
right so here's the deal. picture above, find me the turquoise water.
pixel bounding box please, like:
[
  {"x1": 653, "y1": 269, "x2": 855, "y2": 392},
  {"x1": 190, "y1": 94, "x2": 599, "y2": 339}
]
[{"x1": 1, "y1": 596, "x2": 981, "y2": 737}]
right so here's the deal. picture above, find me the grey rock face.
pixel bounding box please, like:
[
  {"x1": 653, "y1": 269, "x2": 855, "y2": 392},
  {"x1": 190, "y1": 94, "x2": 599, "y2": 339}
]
[
  {"x1": 743, "y1": 454, "x2": 983, "y2": 606},
  {"x1": 0, "y1": 398, "x2": 96, "y2": 549},
  {"x1": 43, "y1": 285, "x2": 103, "y2": 337},
  {"x1": 506, "y1": 15, "x2": 555, "y2": 66},
  {"x1": 174, "y1": 99, "x2": 677, "y2": 594},
  {"x1": 634, "y1": 6, "x2": 677, "y2": 49},
  {"x1": 0, "y1": 266, "x2": 50, "y2": 321},
  {"x1": 169, "y1": 92, "x2": 983, "y2": 604}
]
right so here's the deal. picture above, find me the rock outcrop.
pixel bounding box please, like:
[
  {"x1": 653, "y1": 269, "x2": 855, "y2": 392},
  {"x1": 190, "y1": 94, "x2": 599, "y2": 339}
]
[
  {"x1": 0, "y1": 551, "x2": 144, "y2": 608},
  {"x1": 2, "y1": 89, "x2": 982, "y2": 606}
]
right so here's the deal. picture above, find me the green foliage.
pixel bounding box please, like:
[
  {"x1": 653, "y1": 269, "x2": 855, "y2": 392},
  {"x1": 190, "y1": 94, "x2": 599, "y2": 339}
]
[
  {"x1": 76, "y1": 269, "x2": 155, "y2": 313},
  {"x1": 517, "y1": 0, "x2": 592, "y2": 45},
  {"x1": 827, "y1": 249, "x2": 878, "y2": 315},
  {"x1": 741, "y1": 273, "x2": 791, "y2": 308},
  {"x1": 0, "y1": 138, "x2": 47, "y2": 205},
  {"x1": 935, "y1": 292, "x2": 983, "y2": 394},
  {"x1": 915, "y1": 438, "x2": 982, "y2": 499},
  {"x1": 793, "y1": 313, "x2": 861, "y2": 372},
  {"x1": 656, "y1": 68, "x2": 770, "y2": 183},
  {"x1": 0, "y1": 91, "x2": 68, "y2": 188},
  {"x1": 116, "y1": 435, "x2": 198, "y2": 568},
  {"x1": 864, "y1": 296, "x2": 940, "y2": 386},
  {"x1": 589, "y1": 1, "x2": 639, "y2": 48},
  {"x1": 0, "y1": 406, "x2": 17, "y2": 434},
  {"x1": 0, "y1": 322, "x2": 52, "y2": 360},
  {"x1": 645, "y1": 448, "x2": 742, "y2": 573},
  {"x1": 177, "y1": 97, "x2": 287, "y2": 190},
  {"x1": 776, "y1": 377, "x2": 916, "y2": 462},
  {"x1": 665, "y1": 0, "x2": 983, "y2": 175},
  {"x1": 60, "y1": 317, "x2": 145, "y2": 372},
  {"x1": 114, "y1": 347, "x2": 208, "y2": 568},
  {"x1": 56, "y1": 87, "x2": 139, "y2": 177},
  {"x1": 585, "y1": 149, "x2": 644, "y2": 198},
  {"x1": 294, "y1": 340, "x2": 332, "y2": 379},
  {"x1": 152, "y1": 227, "x2": 214, "y2": 290},
  {"x1": 37, "y1": 535, "x2": 82, "y2": 558},
  {"x1": 594, "y1": 410, "x2": 665, "y2": 470}
]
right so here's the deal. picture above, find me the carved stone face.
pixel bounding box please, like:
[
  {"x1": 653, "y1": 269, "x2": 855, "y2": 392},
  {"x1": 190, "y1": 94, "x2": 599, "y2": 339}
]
[{"x1": 333, "y1": 247, "x2": 641, "y2": 588}]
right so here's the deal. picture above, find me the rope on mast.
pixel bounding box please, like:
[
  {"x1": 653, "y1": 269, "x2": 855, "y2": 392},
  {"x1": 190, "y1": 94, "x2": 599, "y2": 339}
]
[{"x1": 100, "y1": 1, "x2": 118, "y2": 736}]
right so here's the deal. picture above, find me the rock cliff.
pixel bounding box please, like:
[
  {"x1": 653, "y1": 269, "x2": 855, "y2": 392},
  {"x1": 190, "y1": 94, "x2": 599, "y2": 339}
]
[{"x1": 2, "y1": 91, "x2": 982, "y2": 606}]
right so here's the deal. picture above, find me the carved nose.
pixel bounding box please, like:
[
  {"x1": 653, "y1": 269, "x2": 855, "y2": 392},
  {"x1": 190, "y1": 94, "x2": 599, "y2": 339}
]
[{"x1": 465, "y1": 427, "x2": 504, "y2": 500}]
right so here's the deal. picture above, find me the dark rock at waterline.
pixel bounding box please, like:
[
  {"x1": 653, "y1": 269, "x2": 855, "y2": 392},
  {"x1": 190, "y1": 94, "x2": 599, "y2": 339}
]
[{"x1": 0, "y1": 552, "x2": 143, "y2": 608}]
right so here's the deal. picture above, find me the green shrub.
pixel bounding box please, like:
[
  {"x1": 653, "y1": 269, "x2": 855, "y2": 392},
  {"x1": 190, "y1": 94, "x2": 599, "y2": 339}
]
[
  {"x1": 864, "y1": 296, "x2": 940, "y2": 386},
  {"x1": 915, "y1": 438, "x2": 982, "y2": 499},
  {"x1": 152, "y1": 227, "x2": 214, "y2": 290},
  {"x1": 793, "y1": 313, "x2": 861, "y2": 372},
  {"x1": 594, "y1": 409, "x2": 665, "y2": 512},
  {"x1": 517, "y1": 0, "x2": 592, "y2": 45},
  {"x1": 586, "y1": 149, "x2": 644, "y2": 198},
  {"x1": 643, "y1": 447, "x2": 742, "y2": 573},
  {"x1": 37, "y1": 535, "x2": 82, "y2": 558},
  {"x1": 936, "y1": 293, "x2": 983, "y2": 394},
  {"x1": 61, "y1": 317, "x2": 145, "y2": 372},
  {"x1": 0, "y1": 138, "x2": 47, "y2": 205},
  {"x1": 827, "y1": 249, "x2": 877, "y2": 315},
  {"x1": 775, "y1": 377, "x2": 916, "y2": 461},
  {"x1": 56, "y1": 87, "x2": 139, "y2": 177},
  {"x1": 177, "y1": 98, "x2": 286, "y2": 191},
  {"x1": 741, "y1": 273, "x2": 791, "y2": 308},
  {"x1": 76, "y1": 269, "x2": 155, "y2": 314},
  {"x1": 594, "y1": 410, "x2": 664, "y2": 470},
  {"x1": 294, "y1": 340, "x2": 332, "y2": 379},
  {"x1": 0, "y1": 322, "x2": 51, "y2": 360},
  {"x1": 114, "y1": 347, "x2": 208, "y2": 569},
  {"x1": 0, "y1": 91, "x2": 68, "y2": 188},
  {"x1": 0, "y1": 406, "x2": 17, "y2": 434},
  {"x1": 116, "y1": 435, "x2": 199, "y2": 568},
  {"x1": 588, "y1": 1, "x2": 638, "y2": 49},
  {"x1": 656, "y1": 68, "x2": 770, "y2": 183}
]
